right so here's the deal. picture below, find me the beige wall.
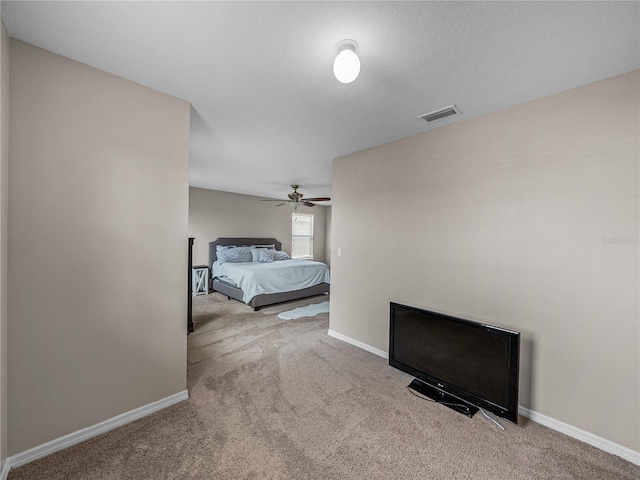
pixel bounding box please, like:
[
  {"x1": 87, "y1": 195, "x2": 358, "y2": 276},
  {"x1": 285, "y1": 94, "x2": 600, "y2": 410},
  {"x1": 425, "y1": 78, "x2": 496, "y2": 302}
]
[
  {"x1": 8, "y1": 41, "x2": 190, "y2": 455},
  {"x1": 331, "y1": 71, "x2": 639, "y2": 451},
  {"x1": 189, "y1": 187, "x2": 327, "y2": 267},
  {"x1": 0, "y1": 19, "x2": 8, "y2": 469}
]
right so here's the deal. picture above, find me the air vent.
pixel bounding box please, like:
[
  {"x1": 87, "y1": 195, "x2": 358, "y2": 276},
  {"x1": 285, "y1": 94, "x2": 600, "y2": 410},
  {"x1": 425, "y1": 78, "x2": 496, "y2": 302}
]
[{"x1": 419, "y1": 105, "x2": 461, "y2": 123}]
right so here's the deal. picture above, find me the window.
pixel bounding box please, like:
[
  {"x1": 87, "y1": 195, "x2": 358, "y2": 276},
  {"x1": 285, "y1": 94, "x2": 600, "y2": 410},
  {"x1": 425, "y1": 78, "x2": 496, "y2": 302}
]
[{"x1": 291, "y1": 213, "x2": 314, "y2": 259}]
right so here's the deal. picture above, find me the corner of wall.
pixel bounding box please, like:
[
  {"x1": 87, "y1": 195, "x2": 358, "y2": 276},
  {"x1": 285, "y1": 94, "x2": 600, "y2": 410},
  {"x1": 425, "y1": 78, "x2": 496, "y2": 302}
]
[{"x1": 0, "y1": 15, "x2": 9, "y2": 475}]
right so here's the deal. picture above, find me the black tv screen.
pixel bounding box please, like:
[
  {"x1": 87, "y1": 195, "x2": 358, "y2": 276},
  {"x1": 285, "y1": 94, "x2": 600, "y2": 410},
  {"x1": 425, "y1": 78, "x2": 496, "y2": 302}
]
[{"x1": 389, "y1": 302, "x2": 520, "y2": 423}]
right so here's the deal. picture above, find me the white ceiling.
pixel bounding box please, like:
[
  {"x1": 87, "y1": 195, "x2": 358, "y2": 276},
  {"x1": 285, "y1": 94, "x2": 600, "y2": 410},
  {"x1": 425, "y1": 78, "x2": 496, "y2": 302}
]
[{"x1": 1, "y1": 1, "x2": 638, "y2": 201}]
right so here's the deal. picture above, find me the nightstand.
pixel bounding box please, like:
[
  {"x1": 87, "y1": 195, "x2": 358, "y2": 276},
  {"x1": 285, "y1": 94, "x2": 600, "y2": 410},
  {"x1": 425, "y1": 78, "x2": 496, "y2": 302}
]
[{"x1": 192, "y1": 265, "x2": 209, "y2": 295}]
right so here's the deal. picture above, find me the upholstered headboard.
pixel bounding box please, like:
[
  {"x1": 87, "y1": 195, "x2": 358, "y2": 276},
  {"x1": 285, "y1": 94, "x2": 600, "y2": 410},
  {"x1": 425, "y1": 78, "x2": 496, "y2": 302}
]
[{"x1": 208, "y1": 238, "x2": 282, "y2": 268}]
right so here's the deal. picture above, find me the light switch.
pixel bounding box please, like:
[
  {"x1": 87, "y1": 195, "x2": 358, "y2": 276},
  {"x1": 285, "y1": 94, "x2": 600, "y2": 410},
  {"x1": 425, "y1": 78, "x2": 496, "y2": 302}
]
[{"x1": 337, "y1": 247, "x2": 342, "y2": 257}]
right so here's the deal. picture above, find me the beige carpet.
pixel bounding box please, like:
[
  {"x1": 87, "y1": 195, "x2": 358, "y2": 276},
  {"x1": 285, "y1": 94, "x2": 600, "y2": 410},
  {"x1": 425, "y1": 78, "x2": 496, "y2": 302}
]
[{"x1": 8, "y1": 293, "x2": 639, "y2": 479}]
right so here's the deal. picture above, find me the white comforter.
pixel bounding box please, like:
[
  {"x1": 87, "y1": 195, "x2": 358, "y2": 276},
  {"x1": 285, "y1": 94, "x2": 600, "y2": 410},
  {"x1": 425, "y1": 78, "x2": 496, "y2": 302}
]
[{"x1": 212, "y1": 259, "x2": 330, "y2": 303}]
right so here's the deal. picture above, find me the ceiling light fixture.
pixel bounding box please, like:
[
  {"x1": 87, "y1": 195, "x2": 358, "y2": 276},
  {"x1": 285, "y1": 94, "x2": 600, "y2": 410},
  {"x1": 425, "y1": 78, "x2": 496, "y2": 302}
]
[{"x1": 333, "y1": 40, "x2": 360, "y2": 84}]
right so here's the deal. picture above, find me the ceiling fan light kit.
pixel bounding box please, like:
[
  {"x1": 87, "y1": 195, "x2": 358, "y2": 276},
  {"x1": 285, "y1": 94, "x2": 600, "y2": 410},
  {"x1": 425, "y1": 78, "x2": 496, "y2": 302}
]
[
  {"x1": 333, "y1": 39, "x2": 360, "y2": 84},
  {"x1": 260, "y1": 185, "x2": 331, "y2": 210}
]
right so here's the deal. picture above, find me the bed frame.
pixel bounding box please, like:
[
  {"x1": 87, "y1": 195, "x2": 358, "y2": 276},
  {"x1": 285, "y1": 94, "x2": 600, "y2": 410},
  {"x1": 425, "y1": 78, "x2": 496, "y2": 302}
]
[{"x1": 208, "y1": 237, "x2": 330, "y2": 310}]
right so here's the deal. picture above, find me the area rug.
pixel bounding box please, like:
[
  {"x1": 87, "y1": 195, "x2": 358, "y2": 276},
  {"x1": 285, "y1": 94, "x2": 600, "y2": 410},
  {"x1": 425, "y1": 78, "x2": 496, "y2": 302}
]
[{"x1": 277, "y1": 300, "x2": 330, "y2": 319}]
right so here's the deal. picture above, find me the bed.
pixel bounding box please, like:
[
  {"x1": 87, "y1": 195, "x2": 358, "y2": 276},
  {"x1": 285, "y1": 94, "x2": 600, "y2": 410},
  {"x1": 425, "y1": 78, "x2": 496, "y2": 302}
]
[{"x1": 209, "y1": 238, "x2": 330, "y2": 310}]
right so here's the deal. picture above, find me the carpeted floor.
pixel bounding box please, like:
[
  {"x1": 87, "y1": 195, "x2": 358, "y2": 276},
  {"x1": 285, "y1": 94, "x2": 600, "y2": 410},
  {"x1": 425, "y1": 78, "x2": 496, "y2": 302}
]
[{"x1": 8, "y1": 292, "x2": 639, "y2": 479}]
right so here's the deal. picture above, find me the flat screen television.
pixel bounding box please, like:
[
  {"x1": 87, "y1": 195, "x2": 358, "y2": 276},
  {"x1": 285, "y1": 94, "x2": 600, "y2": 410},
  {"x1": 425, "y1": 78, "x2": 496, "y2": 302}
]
[{"x1": 389, "y1": 302, "x2": 520, "y2": 424}]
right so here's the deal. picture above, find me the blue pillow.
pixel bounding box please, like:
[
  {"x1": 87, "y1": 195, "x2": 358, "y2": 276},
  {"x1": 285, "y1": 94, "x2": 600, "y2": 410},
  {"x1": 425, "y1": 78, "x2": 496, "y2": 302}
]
[
  {"x1": 251, "y1": 245, "x2": 275, "y2": 262},
  {"x1": 217, "y1": 247, "x2": 252, "y2": 264},
  {"x1": 259, "y1": 249, "x2": 276, "y2": 263},
  {"x1": 273, "y1": 250, "x2": 291, "y2": 261}
]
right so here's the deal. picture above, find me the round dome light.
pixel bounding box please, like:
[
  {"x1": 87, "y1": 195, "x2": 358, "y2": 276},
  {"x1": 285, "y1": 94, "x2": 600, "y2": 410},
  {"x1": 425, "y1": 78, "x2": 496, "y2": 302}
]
[{"x1": 333, "y1": 40, "x2": 360, "y2": 84}]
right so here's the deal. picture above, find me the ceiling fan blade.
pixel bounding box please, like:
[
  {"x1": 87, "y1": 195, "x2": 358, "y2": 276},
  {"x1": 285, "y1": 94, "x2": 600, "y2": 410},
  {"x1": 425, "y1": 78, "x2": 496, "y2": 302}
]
[
  {"x1": 303, "y1": 197, "x2": 331, "y2": 202},
  {"x1": 260, "y1": 188, "x2": 329, "y2": 208}
]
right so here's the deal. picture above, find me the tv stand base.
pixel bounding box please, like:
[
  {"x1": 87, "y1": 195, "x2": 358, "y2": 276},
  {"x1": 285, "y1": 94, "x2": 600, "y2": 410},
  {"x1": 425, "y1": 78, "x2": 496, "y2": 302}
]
[{"x1": 408, "y1": 379, "x2": 478, "y2": 418}]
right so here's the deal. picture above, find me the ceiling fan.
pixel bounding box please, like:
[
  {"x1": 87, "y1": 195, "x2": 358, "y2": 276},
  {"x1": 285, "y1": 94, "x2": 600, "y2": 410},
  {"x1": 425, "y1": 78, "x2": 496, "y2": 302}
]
[{"x1": 261, "y1": 185, "x2": 331, "y2": 209}]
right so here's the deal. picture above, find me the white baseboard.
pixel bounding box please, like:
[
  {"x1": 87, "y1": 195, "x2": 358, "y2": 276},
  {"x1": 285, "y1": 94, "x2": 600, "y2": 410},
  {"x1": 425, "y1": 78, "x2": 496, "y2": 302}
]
[
  {"x1": 3, "y1": 389, "x2": 189, "y2": 474},
  {"x1": 0, "y1": 461, "x2": 9, "y2": 480},
  {"x1": 327, "y1": 329, "x2": 388, "y2": 359},
  {"x1": 326, "y1": 329, "x2": 640, "y2": 466},
  {"x1": 518, "y1": 405, "x2": 639, "y2": 466}
]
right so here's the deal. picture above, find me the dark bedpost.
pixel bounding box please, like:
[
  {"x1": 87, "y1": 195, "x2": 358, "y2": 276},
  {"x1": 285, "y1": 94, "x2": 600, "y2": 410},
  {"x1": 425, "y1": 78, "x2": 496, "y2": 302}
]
[{"x1": 188, "y1": 237, "x2": 195, "y2": 334}]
